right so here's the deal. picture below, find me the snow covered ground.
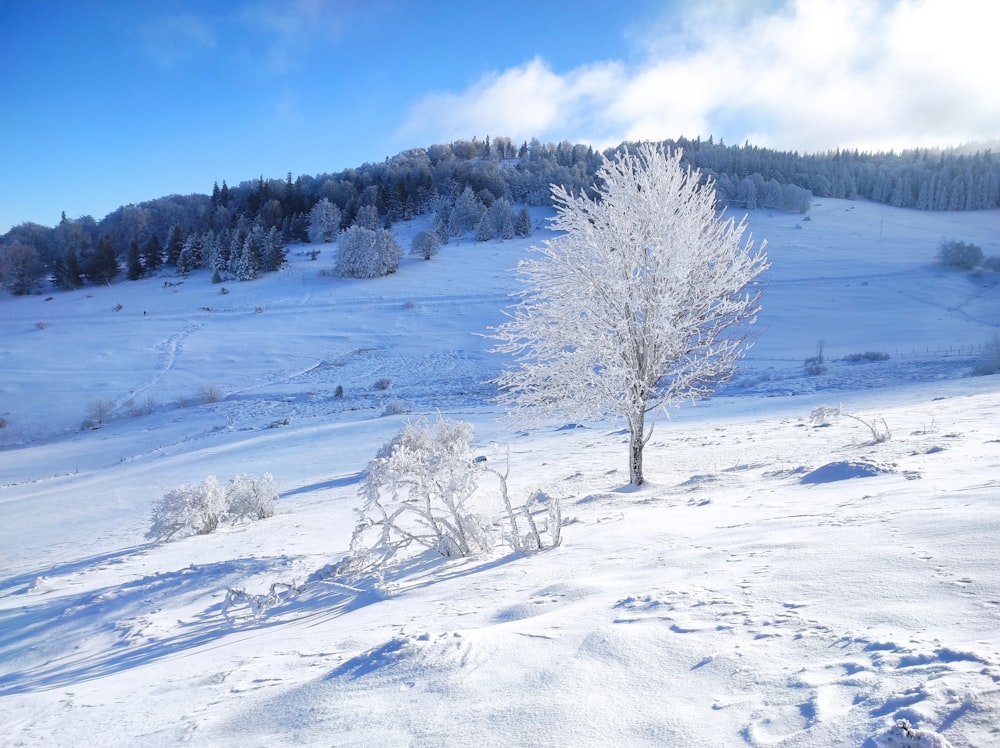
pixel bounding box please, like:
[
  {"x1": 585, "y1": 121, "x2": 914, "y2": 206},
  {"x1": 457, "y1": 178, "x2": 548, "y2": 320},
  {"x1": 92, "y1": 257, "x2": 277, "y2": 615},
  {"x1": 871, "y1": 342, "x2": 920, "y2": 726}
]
[{"x1": 1, "y1": 199, "x2": 998, "y2": 747}]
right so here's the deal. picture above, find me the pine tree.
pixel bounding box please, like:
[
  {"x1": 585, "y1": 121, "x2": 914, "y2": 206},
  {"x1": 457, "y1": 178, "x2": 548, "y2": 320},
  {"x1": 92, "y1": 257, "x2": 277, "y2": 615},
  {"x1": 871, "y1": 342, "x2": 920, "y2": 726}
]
[
  {"x1": 127, "y1": 241, "x2": 144, "y2": 280},
  {"x1": 54, "y1": 247, "x2": 84, "y2": 289},
  {"x1": 476, "y1": 212, "x2": 493, "y2": 242},
  {"x1": 177, "y1": 234, "x2": 204, "y2": 274},
  {"x1": 143, "y1": 235, "x2": 164, "y2": 272},
  {"x1": 515, "y1": 206, "x2": 532, "y2": 237},
  {"x1": 261, "y1": 226, "x2": 286, "y2": 272},
  {"x1": 165, "y1": 225, "x2": 185, "y2": 266},
  {"x1": 89, "y1": 234, "x2": 120, "y2": 285}
]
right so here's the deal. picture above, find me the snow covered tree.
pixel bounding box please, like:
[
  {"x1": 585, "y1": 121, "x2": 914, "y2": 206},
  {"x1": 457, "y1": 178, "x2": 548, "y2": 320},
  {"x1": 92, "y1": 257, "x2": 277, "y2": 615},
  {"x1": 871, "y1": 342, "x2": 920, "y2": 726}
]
[
  {"x1": 260, "y1": 225, "x2": 286, "y2": 272},
  {"x1": 234, "y1": 229, "x2": 263, "y2": 281},
  {"x1": 0, "y1": 240, "x2": 44, "y2": 295},
  {"x1": 176, "y1": 233, "x2": 204, "y2": 274},
  {"x1": 489, "y1": 198, "x2": 516, "y2": 239},
  {"x1": 432, "y1": 203, "x2": 451, "y2": 244},
  {"x1": 353, "y1": 204, "x2": 381, "y2": 230},
  {"x1": 475, "y1": 211, "x2": 493, "y2": 242},
  {"x1": 491, "y1": 144, "x2": 769, "y2": 485},
  {"x1": 308, "y1": 197, "x2": 341, "y2": 243},
  {"x1": 165, "y1": 225, "x2": 185, "y2": 266},
  {"x1": 334, "y1": 225, "x2": 401, "y2": 279},
  {"x1": 410, "y1": 229, "x2": 441, "y2": 260},
  {"x1": 449, "y1": 186, "x2": 484, "y2": 235},
  {"x1": 514, "y1": 206, "x2": 532, "y2": 237}
]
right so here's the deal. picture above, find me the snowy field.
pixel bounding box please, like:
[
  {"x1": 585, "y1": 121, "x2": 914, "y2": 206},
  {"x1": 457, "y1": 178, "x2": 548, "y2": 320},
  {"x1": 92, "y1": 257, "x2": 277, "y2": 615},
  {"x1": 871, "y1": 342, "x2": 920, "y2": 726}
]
[{"x1": 1, "y1": 198, "x2": 998, "y2": 747}]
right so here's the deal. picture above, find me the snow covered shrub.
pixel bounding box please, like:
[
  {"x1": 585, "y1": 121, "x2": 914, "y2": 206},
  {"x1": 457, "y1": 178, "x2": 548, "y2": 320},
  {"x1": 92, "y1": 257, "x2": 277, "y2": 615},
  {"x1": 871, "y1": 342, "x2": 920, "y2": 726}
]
[
  {"x1": 382, "y1": 400, "x2": 412, "y2": 416},
  {"x1": 373, "y1": 377, "x2": 392, "y2": 391},
  {"x1": 843, "y1": 350, "x2": 890, "y2": 362},
  {"x1": 936, "y1": 238, "x2": 983, "y2": 270},
  {"x1": 410, "y1": 229, "x2": 441, "y2": 260},
  {"x1": 350, "y1": 418, "x2": 488, "y2": 570},
  {"x1": 346, "y1": 419, "x2": 561, "y2": 576},
  {"x1": 804, "y1": 340, "x2": 827, "y2": 375},
  {"x1": 225, "y1": 472, "x2": 277, "y2": 523},
  {"x1": 147, "y1": 476, "x2": 227, "y2": 541},
  {"x1": 334, "y1": 225, "x2": 401, "y2": 278},
  {"x1": 146, "y1": 473, "x2": 277, "y2": 541},
  {"x1": 83, "y1": 398, "x2": 115, "y2": 428},
  {"x1": 810, "y1": 404, "x2": 891, "y2": 443},
  {"x1": 971, "y1": 334, "x2": 1000, "y2": 376},
  {"x1": 199, "y1": 384, "x2": 223, "y2": 403},
  {"x1": 982, "y1": 255, "x2": 1000, "y2": 272}
]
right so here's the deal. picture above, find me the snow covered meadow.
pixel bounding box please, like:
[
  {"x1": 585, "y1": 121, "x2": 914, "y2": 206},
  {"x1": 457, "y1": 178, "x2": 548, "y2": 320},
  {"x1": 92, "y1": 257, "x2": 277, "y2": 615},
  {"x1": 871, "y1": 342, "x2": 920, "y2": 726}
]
[{"x1": 1, "y1": 199, "x2": 998, "y2": 746}]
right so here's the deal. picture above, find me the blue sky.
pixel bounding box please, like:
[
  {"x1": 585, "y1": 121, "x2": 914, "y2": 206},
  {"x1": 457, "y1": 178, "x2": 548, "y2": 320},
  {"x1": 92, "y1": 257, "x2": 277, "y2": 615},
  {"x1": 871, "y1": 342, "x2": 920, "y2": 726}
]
[{"x1": 1, "y1": 0, "x2": 994, "y2": 233}]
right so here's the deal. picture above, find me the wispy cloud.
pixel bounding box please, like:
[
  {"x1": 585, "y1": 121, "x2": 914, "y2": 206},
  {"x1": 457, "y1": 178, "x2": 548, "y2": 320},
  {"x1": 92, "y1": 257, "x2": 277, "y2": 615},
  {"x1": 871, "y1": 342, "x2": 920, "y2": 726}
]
[
  {"x1": 398, "y1": 0, "x2": 998, "y2": 153},
  {"x1": 239, "y1": 0, "x2": 364, "y2": 74},
  {"x1": 139, "y1": 13, "x2": 216, "y2": 69}
]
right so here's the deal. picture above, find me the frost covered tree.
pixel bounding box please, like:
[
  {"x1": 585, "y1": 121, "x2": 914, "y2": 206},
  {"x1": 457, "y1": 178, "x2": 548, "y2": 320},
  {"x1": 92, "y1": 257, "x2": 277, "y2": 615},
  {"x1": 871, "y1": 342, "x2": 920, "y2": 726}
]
[
  {"x1": 491, "y1": 144, "x2": 769, "y2": 485},
  {"x1": 514, "y1": 206, "x2": 532, "y2": 237},
  {"x1": 334, "y1": 225, "x2": 401, "y2": 278},
  {"x1": 308, "y1": 197, "x2": 341, "y2": 243},
  {"x1": 0, "y1": 240, "x2": 44, "y2": 295},
  {"x1": 176, "y1": 233, "x2": 204, "y2": 274},
  {"x1": 489, "y1": 198, "x2": 516, "y2": 239},
  {"x1": 410, "y1": 229, "x2": 441, "y2": 260}
]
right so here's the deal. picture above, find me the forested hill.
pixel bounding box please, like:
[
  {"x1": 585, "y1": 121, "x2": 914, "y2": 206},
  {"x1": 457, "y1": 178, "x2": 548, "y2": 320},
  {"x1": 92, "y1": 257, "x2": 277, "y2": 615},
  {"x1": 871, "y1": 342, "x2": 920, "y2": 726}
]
[{"x1": 3, "y1": 136, "x2": 998, "y2": 287}]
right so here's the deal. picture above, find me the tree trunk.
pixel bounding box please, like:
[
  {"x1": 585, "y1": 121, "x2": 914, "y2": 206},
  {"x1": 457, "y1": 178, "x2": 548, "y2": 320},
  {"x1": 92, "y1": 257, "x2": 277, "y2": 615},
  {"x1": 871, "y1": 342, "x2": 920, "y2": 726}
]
[{"x1": 629, "y1": 413, "x2": 645, "y2": 485}]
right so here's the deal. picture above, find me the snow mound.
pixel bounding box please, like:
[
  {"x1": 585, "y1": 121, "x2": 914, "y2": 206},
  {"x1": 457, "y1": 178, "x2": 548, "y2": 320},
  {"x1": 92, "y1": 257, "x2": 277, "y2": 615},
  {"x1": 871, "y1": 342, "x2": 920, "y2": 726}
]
[
  {"x1": 872, "y1": 718, "x2": 955, "y2": 748},
  {"x1": 800, "y1": 460, "x2": 895, "y2": 484}
]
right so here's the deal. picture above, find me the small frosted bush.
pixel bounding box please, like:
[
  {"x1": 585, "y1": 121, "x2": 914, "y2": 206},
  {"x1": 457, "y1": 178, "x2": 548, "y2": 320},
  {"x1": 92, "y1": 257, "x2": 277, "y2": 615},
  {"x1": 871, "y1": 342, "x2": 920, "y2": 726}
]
[
  {"x1": 843, "y1": 351, "x2": 890, "y2": 363},
  {"x1": 382, "y1": 400, "x2": 412, "y2": 416},
  {"x1": 344, "y1": 418, "x2": 561, "y2": 577},
  {"x1": 971, "y1": 335, "x2": 1000, "y2": 376},
  {"x1": 147, "y1": 473, "x2": 277, "y2": 542},
  {"x1": 225, "y1": 473, "x2": 278, "y2": 523},
  {"x1": 147, "y1": 476, "x2": 227, "y2": 541},
  {"x1": 373, "y1": 377, "x2": 392, "y2": 391},
  {"x1": 937, "y1": 239, "x2": 984, "y2": 270}
]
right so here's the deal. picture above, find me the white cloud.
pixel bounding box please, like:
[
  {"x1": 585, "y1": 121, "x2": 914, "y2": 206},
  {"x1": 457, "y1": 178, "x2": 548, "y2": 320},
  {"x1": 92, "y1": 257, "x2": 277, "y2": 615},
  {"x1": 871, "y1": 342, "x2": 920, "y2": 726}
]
[{"x1": 397, "y1": 0, "x2": 999, "y2": 153}]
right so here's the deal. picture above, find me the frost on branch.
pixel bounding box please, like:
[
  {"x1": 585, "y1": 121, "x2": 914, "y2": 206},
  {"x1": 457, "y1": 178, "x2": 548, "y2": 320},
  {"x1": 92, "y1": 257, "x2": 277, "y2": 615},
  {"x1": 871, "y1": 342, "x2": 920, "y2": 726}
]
[
  {"x1": 146, "y1": 473, "x2": 278, "y2": 542},
  {"x1": 490, "y1": 143, "x2": 769, "y2": 484},
  {"x1": 334, "y1": 225, "x2": 401, "y2": 279},
  {"x1": 225, "y1": 472, "x2": 278, "y2": 523},
  {"x1": 147, "y1": 476, "x2": 227, "y2": 541},
  {"x1": 346, "y1": 418, "x2": 560, "y2": 576}
]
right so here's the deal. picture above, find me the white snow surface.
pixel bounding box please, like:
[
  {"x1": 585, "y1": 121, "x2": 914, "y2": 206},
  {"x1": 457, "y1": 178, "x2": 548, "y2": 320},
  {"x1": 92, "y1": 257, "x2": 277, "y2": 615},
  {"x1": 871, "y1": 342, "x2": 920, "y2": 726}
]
[{"x1": 1, "y1": 200, "x2": 999, "y2": 747}]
